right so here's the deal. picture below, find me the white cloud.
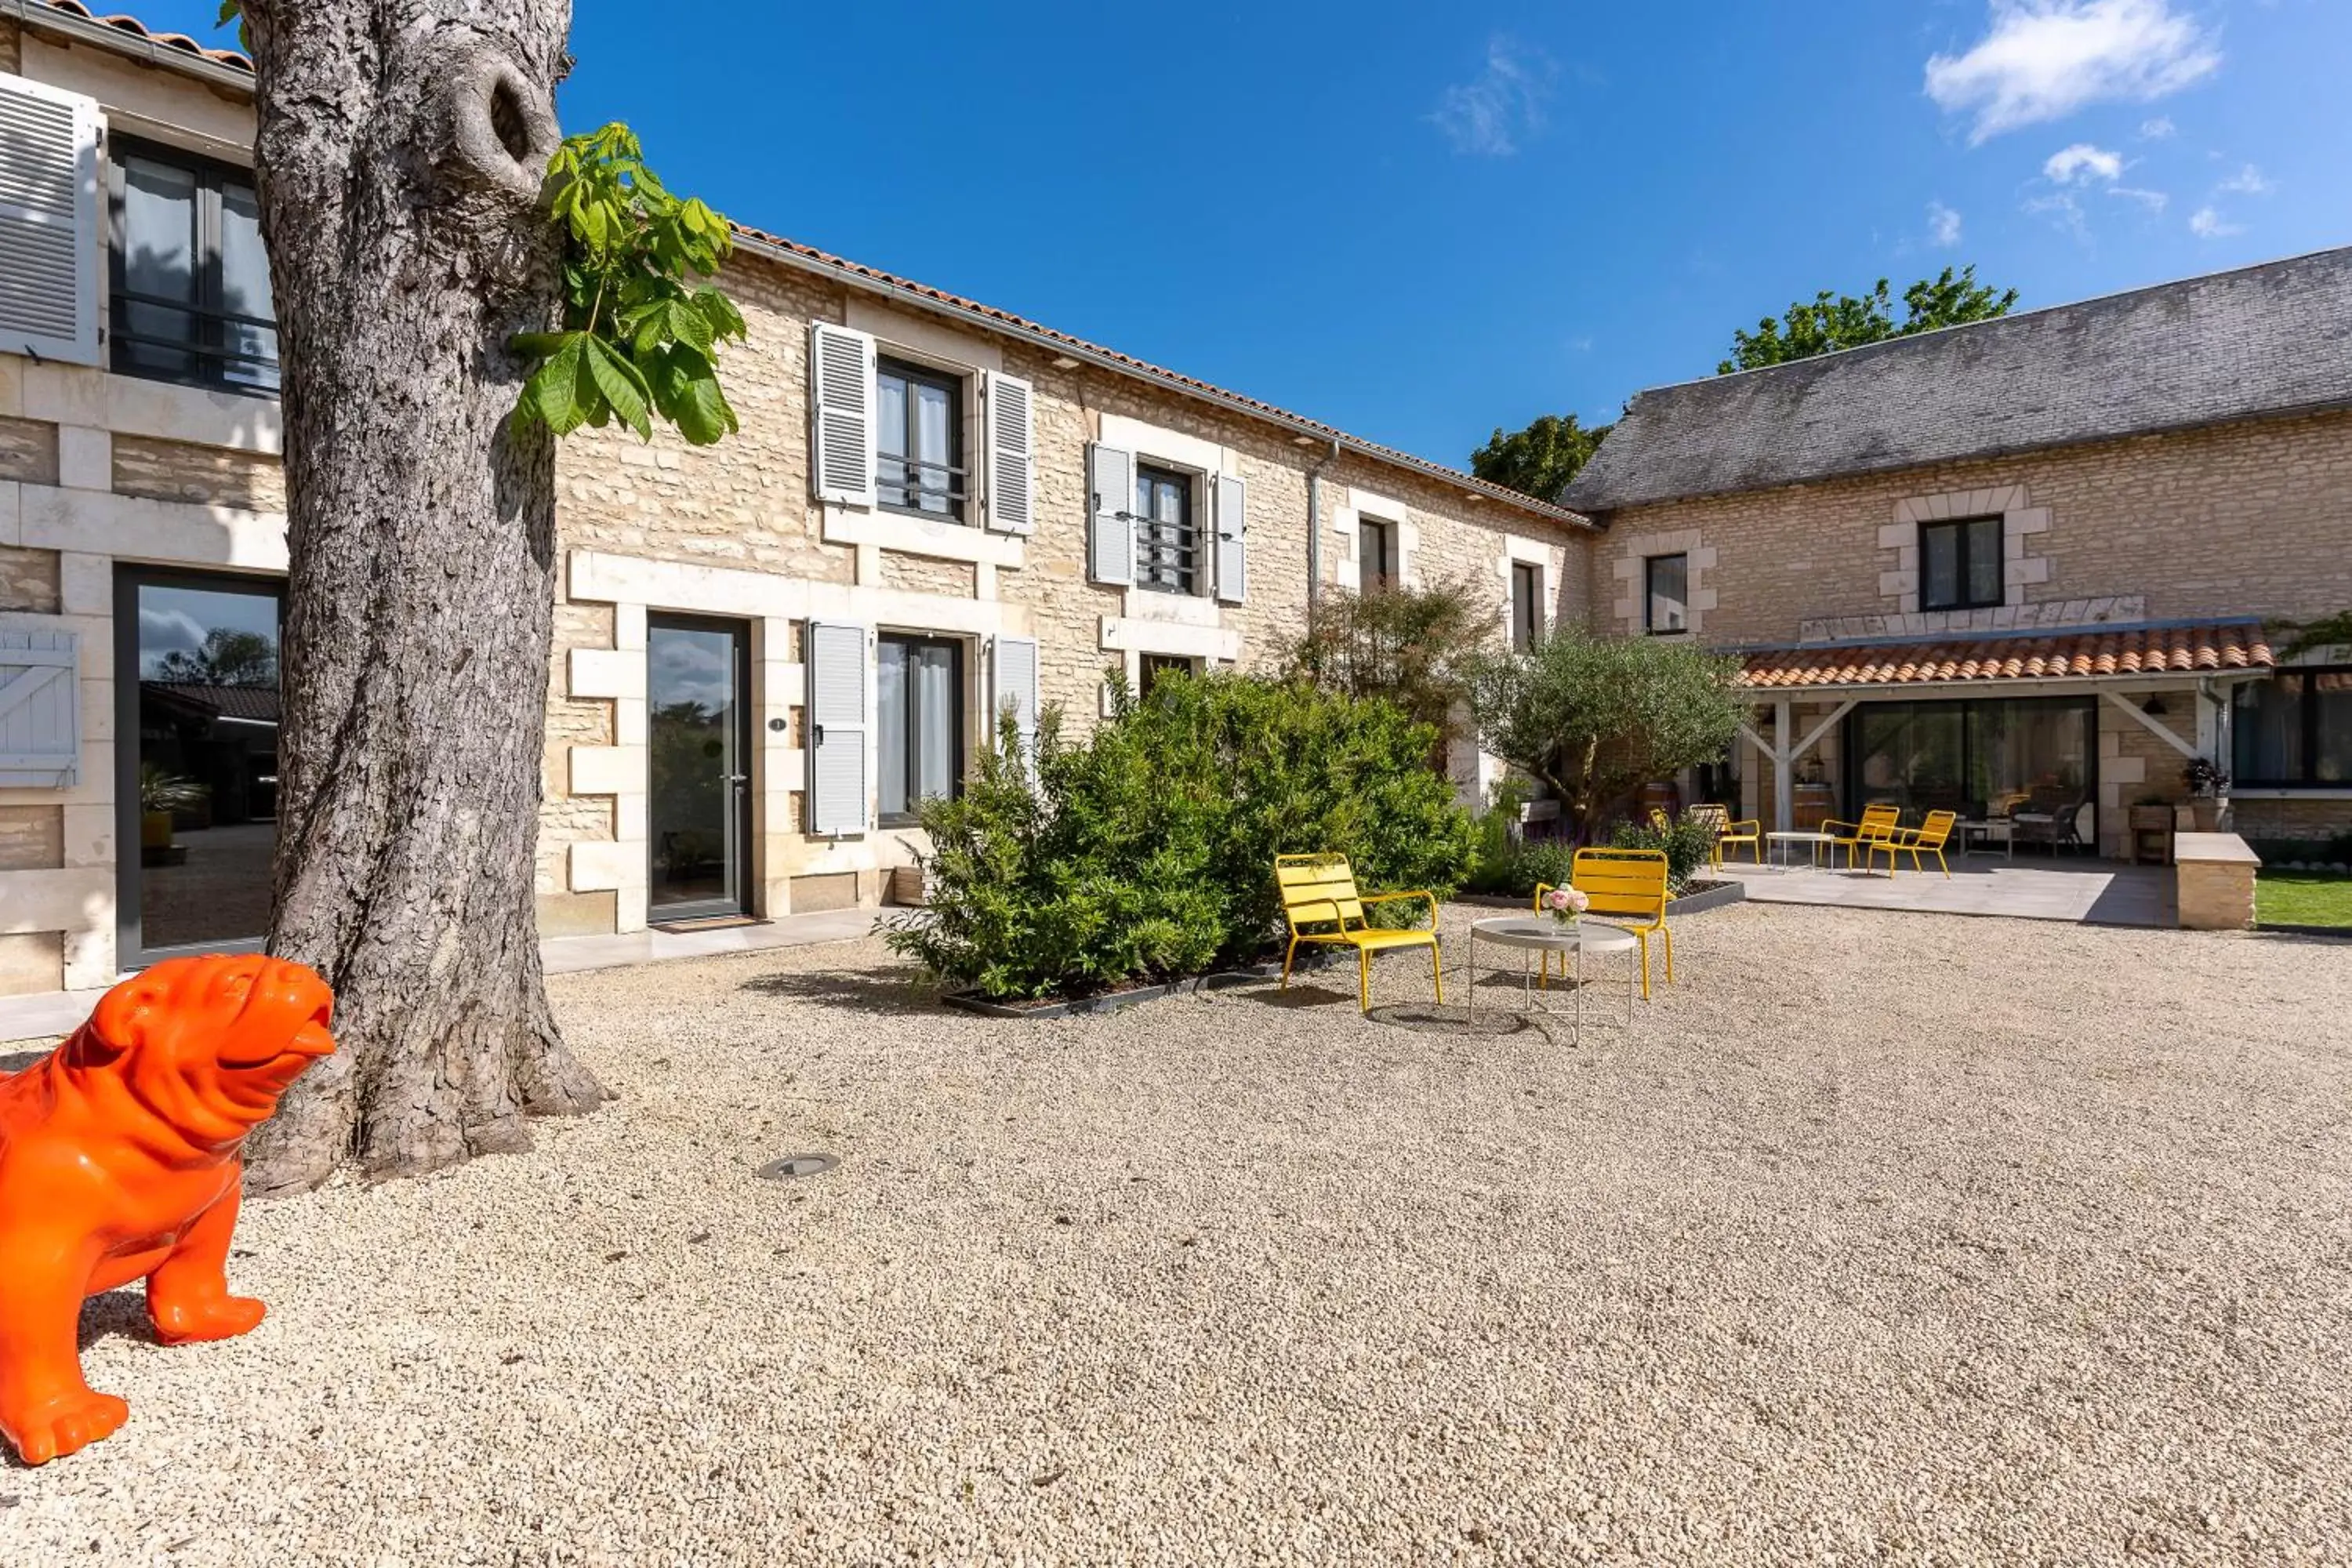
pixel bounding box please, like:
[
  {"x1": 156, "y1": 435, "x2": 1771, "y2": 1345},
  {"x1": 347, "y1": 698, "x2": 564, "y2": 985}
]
[
  {"x1": 1926, "y1": 201, "x2": 1965, "y2": 246},
  {"x1": 1925, "y1": 1, "x2": 2222, "y2": 143},
  {"x1": 2216, "y1": 162, "x2": 2273, "y2": 195},
  {"x1": 2024, "y1": 191, "x2": 2091, "y2": 241},
  {"x1": 2043, "y1": 142, "x2": 2124, "y2": 183},
  {"x1": 2109, "y1": 186, "x2": 2170, "y2": 212},
  {"x1": 2140, "y1": 115, "x2": 2176, "y2": 138},
  {"x1": 2189, "y1": 205, "x2": 2243, "y2": 238},
  {"x1": 1428, "y1": 35, "x2": 1558, "y2": 157}
]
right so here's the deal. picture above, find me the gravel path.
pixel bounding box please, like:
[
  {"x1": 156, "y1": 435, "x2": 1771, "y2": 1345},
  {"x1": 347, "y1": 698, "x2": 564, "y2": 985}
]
[{"x1": 6, "y1": 903, "x2": 2350, "y2": 1565}]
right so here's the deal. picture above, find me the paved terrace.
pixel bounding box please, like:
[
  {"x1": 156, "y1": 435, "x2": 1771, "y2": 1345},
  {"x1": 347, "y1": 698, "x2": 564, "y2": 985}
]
[{"x1": 1718, "y1": 855, "x2": 2175, "y2": 926}]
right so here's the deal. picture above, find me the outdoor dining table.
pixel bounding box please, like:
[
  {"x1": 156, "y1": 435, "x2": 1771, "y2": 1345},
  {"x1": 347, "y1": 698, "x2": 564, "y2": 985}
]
[{"x1": 1465, "y1": 916, "x2": 1638, "y2": 1029}]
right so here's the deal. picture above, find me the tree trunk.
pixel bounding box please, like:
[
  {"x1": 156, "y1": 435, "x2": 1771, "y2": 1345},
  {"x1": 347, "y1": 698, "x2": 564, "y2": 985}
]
[{"x1": 238, "y1": 0, "x2": 608, "y2": 1196}]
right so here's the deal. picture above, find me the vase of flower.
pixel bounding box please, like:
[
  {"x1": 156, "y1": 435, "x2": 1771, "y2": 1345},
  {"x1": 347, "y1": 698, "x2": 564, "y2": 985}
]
[{"x1": 1541, "y1": 884, "x2": 1590, "y2": 927}]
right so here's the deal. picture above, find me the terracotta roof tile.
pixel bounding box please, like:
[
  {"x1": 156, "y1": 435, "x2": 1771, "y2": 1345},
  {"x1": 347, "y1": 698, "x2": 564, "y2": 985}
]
[
  {"x1": 33, "y1": 0, "x2": 253, "y2": 71},
  {"x1": 1738, "y1": 621, "x2": 2274, "y2": 691}
]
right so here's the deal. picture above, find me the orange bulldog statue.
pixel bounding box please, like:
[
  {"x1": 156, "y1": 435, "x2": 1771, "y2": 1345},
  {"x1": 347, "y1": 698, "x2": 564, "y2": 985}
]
[{"x1": 0, "y1": 954, "x2": 334, "y2": 1465}]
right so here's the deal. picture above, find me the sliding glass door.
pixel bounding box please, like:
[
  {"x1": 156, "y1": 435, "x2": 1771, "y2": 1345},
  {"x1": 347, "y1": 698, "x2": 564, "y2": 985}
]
[
  {"x1": 115, "y1": 568, "x2": 284, "y2": 966},
  {"x1": 1846, "y1": 696, "x2": 2096, "y2": 839}
]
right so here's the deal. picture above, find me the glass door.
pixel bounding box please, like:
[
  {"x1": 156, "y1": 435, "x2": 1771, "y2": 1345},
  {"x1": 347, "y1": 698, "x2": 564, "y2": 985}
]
[
  {"x1": 648, "y1": 615, "x2": 752, "y2": 921},
  {"x1": 114, "y1": 568, "x2": 284, "y2": 966}
]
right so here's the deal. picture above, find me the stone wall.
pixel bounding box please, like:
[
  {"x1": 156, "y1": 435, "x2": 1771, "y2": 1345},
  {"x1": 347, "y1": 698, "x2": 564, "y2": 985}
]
[
  {"x1": 0, "y1": 17, "x2": 20, "y2": 75},
  {"x1": 0, "y1": 545, "x2": 60, "y2": 613},
  {"x1": 1594, "y1": 408, "x2": 2352, "y2": 644},
  {"x1": 111, "y1": 434, "x2": 284, "y2": 510},
  {"x1": 542, "y1": 252, "x2": 1593, "y2": 930}
]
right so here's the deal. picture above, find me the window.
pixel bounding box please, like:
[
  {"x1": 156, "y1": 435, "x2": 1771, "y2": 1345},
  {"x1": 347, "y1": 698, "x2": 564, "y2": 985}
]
[
  {"x1": 1359, "y1": 519, "x2": 1396, "y2": 593},
  {"x1": 1646, "y1": 554, "x2": 1688, "y2": 633},
  {"x1": 1510, "y1": 562, "x2": 1544, "y2": 650},
  {"x1": 1920, "y1": 516, "x2": 2004, "y2": 611},
  {"x1": 2234, "y1": 670, "x2": 2352, "y2": 787},
  {"x1": 108, "y1": 137, "x2": 278, "y2": 393},
  {"x1": 875, "y1": 357, "x2": 966, "y2": 521},
  {"x1": 1138, "y1": 652, "x2": 1196, "y2": 697},
  {"x1": 1134, "y1": 465, "x2": 1199, "y2": 595},
  {"x1": 877, "y1": 633, "x2": 964, "y2": 826}
]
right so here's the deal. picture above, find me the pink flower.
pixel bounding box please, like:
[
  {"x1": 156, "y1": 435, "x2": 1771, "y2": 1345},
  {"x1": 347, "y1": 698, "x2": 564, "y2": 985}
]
[{"x1": 1543, "y1": 886, "x2": 1589, "y2": 916}]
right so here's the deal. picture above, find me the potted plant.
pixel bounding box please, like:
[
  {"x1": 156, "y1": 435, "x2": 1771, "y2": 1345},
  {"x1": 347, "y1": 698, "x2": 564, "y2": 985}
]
[
  {"x1": 140, "y1": 764, "x2": 209, "y2": 864},
  {"x1": 2182, "y1": 757, "x2": 2230, "y2": 832}
]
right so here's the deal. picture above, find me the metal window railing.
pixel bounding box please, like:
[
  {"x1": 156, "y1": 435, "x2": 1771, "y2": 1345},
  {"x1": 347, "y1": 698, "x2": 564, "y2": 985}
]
[
  {"x1": 1132, "y1": 512, "x2": 1201, "y2": 595},
  {"x1": 111, "y1": 288, "x2": 281, "y2": 386},
  {"x1": 877, "y1": 452, "x2": 967, "y2": 517}
]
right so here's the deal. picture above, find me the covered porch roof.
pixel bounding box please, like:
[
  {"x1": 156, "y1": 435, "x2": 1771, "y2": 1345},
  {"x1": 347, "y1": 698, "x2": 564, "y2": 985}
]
[{"x1": 1734, "y1": 619, "x2": 2274, "y2": 696}]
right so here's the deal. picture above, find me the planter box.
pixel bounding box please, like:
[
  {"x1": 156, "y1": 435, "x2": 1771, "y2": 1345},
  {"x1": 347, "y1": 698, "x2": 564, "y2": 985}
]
[{"x1": 1665, "y1": 878, "x2": 1747, "y2": 916}]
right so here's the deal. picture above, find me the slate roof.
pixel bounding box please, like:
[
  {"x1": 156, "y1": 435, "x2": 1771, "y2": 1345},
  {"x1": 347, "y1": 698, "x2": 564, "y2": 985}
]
[
  {"x1": 1737, "y1": 620, "x2": 2274, "y2": 691},
  {"x1": 1565, "y1": 248, "x2": 2352, "y2": 514}
]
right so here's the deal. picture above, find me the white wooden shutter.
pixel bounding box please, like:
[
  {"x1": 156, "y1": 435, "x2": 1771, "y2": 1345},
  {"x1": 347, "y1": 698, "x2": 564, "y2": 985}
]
[
  {"x1": 1213, "y1": 474, "x2": 1248, "y2": 604},
  {"x1": 0, "y1": 76, "x2": 101, "y2": 367},
  {"x1": 808, "y1": 322, "x2": 877, "y2": 506},
  {"x1": 804, "y1": 621, "x2": 869, "y2": 834},
  {"x1": 990, "y1": 635, "x2": 1040, "y2": 773},
  {"x1": 982, "y1": 372, "x2": 1035, "y2": 535},
  {"x1": 1087, "y1": 443, "x2": 1134, "y2": 586},
  {"x1": 0, "y1": 629, "x2": 81, "y2": 787}
]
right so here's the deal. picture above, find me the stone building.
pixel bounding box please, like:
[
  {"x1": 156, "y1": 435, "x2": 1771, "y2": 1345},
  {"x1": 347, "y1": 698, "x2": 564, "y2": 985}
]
[
  {"x1": 1565, "y1": 249, "x2": 2352, "y2": 859},
  {"x1": 0, "y1": 2, "x2": 1588, "y2": 993}
]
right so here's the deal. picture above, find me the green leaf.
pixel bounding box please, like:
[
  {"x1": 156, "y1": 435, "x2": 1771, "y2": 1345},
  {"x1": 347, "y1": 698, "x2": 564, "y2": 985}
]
[
  {"x1": 691, "y1": 288, "x2": 746, "y2": 342},
  {"x1": 664, "y1": 296, "x2": 714, "y2": 355},
  {"x1": 521, "y1": 335, "x2": 592, "y2": 436},
  {"x1": 582, "y1": 335, "x2": 653, "y2": 441}
]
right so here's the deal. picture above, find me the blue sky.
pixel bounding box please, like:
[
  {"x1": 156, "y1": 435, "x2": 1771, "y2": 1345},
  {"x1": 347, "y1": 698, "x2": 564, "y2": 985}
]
[{"x1": 141, "y1": 0, "x2": 2350, "y2": 469}]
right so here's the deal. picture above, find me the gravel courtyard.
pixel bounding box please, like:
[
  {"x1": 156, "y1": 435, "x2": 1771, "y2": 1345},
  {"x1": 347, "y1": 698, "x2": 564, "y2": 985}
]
[{"x1": 7, "y1": 902, "x2": 2350, "y2": 1566}]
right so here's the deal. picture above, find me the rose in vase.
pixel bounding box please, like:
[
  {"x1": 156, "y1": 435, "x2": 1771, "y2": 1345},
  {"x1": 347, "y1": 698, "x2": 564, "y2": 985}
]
[{"x1": 1542, "y1": 885, "x2": 1590, "y2": 926}]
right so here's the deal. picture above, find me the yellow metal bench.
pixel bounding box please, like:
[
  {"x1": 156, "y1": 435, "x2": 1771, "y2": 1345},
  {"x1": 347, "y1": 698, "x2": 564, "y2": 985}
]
[
  {"x1": 1537, "y1": 846, "x2": 1674, "y2": 1000},
  {"x1": 1275, "y1": 853, "x2": 1442, "y2": 1014}
]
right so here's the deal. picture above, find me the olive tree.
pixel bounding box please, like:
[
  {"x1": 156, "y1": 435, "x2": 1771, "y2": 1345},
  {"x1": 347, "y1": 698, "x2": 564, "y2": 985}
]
[{"x1": 1466, "y1": 626, "x2": 1744, "y2": 837}]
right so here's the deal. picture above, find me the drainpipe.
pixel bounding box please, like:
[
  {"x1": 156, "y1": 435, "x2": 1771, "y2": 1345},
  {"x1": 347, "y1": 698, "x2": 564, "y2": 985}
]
[{"x1": 1305, "y1": 439, "x2": 1341, "y2": 616}]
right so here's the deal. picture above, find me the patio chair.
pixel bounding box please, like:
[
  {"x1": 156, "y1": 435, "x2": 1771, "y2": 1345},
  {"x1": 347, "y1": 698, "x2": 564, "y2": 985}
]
[
  {"x1": 1686, "y1": 802, "x2": 1762, "y2": 869},
  {"x1": 1274, "y1": 853, "x2": 1442, "y2": 1014},
  {"x1": 1867, "y1": 808, "x2": 1959, "y2": 877},
  {"x1": 1563, "y1": 847, "x2": 1673, "y2": 1000},
  {"x1": 1822, "y1": 804, "x2": 1901, "y2": 869}
]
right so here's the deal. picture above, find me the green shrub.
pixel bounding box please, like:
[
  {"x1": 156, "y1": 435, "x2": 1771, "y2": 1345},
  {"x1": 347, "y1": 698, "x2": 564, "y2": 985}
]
[
  {"x1": 1606, "y1": 812, "x2": 1720, "y2": 893},
  {"x1": 1465, "y1": 830, "x2": 1578, "y2": 900},
  {"x1": 882, "y1": 671, "x2": 1475, "y2": 1000}
]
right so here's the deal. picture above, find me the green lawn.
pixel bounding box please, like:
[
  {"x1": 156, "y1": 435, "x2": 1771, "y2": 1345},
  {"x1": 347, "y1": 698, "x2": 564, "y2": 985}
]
[{"x1": 2257, "y1": 872, "x2": 2352, "y2": 928}]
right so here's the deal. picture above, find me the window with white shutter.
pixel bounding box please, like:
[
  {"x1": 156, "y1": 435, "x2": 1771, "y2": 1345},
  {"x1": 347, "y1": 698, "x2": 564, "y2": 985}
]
[
  {"x1": 983, "y1": 372, "x2": 1035, "y2": 535},
  {"x1": 1214, "y1": 474, "x2": 1247, "y2": 604},
  {"x1": 0, "y1": 630, "x2": 82, "y2": 787},
  {"x1": 0, "y1": 75, "x2": 102, "y2": 366},
  {"x1": 991, "y1": 634, "x2": 1040, "y2": 773},
  {"x1": 808, "y1": 322, "x2": 877, "y2": 506},
  {"x1": 1087, "y1": 443, "x2": 1134, "y2": 586},
  {"x1": 804, "y1": 621, "x2": 870, "y2": 834}
]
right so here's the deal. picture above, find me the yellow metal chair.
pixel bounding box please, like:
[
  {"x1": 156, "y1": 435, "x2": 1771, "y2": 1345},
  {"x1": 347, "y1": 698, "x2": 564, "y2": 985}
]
[
  {"x1": 1539, "y1": 847, "x2": 1674, "y2": 1000},
  {"x1": 1868, "y1": 808, "x2": 1959, "y2": 877},
  {"x1": 1823, "y1": 803, "x2": 1901, "y2": 869},
  {"x1": 1686, "y1": 802, "x2": 1762, "y2": 869},
  {"x1": 1275, "y1": 854, "x2": 1442, "y2": 1014}
]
